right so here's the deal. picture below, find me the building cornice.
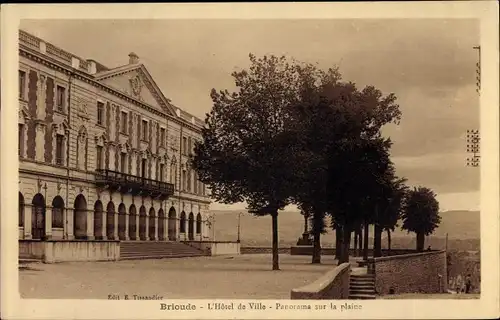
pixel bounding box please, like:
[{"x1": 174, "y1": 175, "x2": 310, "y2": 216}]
[{"x1": 19, "y1": 45, "x2": 203, "y2": 134}]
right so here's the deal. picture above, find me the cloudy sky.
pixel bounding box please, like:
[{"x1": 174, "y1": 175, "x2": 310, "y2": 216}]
[{"x1": 20, "y1": 19, "x2": 480, "y2": 212}]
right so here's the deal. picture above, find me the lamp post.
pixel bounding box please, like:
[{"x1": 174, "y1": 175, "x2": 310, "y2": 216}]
[{"x1": 237, "y1": 212, "x2": 242, "y2": 243}]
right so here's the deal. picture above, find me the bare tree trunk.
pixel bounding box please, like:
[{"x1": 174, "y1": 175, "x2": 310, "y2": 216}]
[
  {"x1": 387, "y1": 229, "x2": 392, "y2": 255},
  {"x1": 416, "y1": 232, "x2": 425, "y2": 252},
  {"x1": 271, "y1": 211, "x2": 280, "y2": 270},
  {"x1": 358, "y1": 227, "x2": 363, "y2": 255},
  {"x1": 339, "y1": 225, "x2": 351, "y2": 264},
  {"x1": 312, "y1": 232, "x2": 321, "y2": 264},
  {"x1": 363, "y1": 221, "x2": 369, "y2": 260},
  {"x1": 354, "y1": 229, "x2": 359, "y2": 257},
  {"x1": 335, "y1": 224, "x2": 343, "y2": 259},
  {"x1": 373, "y1": 224, "x2": 382, "y2": 257}
]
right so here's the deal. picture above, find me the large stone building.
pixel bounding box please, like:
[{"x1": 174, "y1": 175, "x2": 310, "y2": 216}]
[{"x1": 18, "y1": 29, "x2": 212, "y2": 244}]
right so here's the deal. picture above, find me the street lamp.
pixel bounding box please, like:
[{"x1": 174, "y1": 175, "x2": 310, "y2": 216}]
[{"x1": 237, "y1": 212, "x2": 242, "y2": 243}]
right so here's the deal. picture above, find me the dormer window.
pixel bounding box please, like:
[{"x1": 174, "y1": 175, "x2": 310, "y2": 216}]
[
  {"x1": 121, "y1": 111, "x2": 128, "y2": 134},
  {"x1": 97, "y1": 102, "x2": 104, "y2": 125}
]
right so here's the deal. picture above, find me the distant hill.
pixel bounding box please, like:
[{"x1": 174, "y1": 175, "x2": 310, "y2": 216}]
[{"x1": 210, "y1": 209, "x2": 480, "y2": 251}]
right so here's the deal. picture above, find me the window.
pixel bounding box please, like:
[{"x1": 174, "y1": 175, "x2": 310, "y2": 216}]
[
  {"x1": 188, "y1": 137, "x2": 192, "y2": 155},
  {"x1": 18, "y1": 124, "x2": 24, "y2": 157},
  {"x1": 160, "y1": 163, "x2": 164, "y2": 181},
  {"x1": 193, "y1": 172, "x2": 198, "y2": 194},
  {"x1": 187, "y1": 170, "x2": 191, "y2": 192},
  {"x1": 56, "y1": 135, "x2": 64, "y2": 165},
  {"x1": 182, "y1": 170, "x2": 187, "y2": 191},
  {"x1": 97, "y1": 102, "x2": 104, "y2": 125},
  {"x1": 96, "y1": 146, "x2": 103, "y2": 170},
  {"x1": 160, "y1": 128, "x2": 166, "y2": 147},
  {"x1": 120, "y1": 153, "x2": 127, "y2": 173},
  {"x1": 142, "y1": 120, "x2": 148, "y2": 140},
  {"x1": 182, "y1": 137, "x2": 187, "y2": 155},
  {"x1": 56, "y1": 86, "x2": 66, "y2": 112},
  {"x1": 121, "y1": 112, "x2": 128, "y2": 134},
  {"x1": 141, "y1": 158, "x2": 147, "y2": 178},
  {"x1": 19, "y1": 70, "x2": 26, "y2": 99}
]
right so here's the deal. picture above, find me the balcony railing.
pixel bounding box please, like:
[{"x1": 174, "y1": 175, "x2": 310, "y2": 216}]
[{"x1": 95, "y1": 169, "x2": 174, "y2": 199}]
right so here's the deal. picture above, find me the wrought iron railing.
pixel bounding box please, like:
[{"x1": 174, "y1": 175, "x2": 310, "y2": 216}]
[{"x1": 95, "y1": 169, "x2": 175, "y2": 196}]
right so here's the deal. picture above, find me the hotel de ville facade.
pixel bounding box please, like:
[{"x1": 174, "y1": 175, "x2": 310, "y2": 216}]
[{"x1": 17, "y1": 29, "x2": 213, "y2": 253}]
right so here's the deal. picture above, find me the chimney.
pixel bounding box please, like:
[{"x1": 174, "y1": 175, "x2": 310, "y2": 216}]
[
  {"x1": 128, "y1": 52, "x2": 139, "y2": 64},
  {"x1": 71, "y1": 57, "x2": 80, "y2": 69},
  {"x1": 87, "y1": 60, "x2": 97, "y2": 75}
]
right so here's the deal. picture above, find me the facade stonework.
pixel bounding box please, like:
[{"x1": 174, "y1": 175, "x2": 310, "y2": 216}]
[{"x1": 18, "y1": 30, "x2": 212, "y2": 244}]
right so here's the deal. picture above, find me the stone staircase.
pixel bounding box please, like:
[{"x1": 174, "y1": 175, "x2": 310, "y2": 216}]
[
  {"x1": 120, "y1": 241, "x2": 208, "y2": 260},
  {"x1": 349, "y1": 273, "x2": 376, "y2": 299}
]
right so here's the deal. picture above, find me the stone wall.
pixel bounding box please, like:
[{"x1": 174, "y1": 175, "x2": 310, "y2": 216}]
[
  {"x1": 290, "y1": 263, "x2": 350, "y2": 299},
  {"x1": 372, "y1": 250, "x2": 448, "y2": 295},
  {"x1": 290, "y1": 246, "x2": 421, "y2": 257},
  {"x1": 19, "y1": 239, "x2": 120, "y2": 263},
  {"x1": 183, "y1": 241, "x2": 241, "y2": 256},
  {"x1": 240, "y1": 247, "x2": 291, "y2": 254}
]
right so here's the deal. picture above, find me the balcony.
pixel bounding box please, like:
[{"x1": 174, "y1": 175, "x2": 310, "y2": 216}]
[{"x1": 95, "y1": 169, "x2": 174, "y2": 199}]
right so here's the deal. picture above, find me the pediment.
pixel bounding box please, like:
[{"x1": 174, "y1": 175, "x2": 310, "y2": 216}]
[
  {"x1": 18, "y1": 105, "x2": 30, "y2": 124},
  {"x1": 96, "y1": 64, "x2": 177, "y2": 117}
]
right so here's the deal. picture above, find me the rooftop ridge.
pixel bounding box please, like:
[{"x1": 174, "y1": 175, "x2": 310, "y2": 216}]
[{"x1": 19, "y1": 29, "x2": 205, "y2": 126}]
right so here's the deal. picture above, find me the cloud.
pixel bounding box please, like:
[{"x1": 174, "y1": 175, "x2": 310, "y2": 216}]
[{"x1": 19, "y1": 18, "x2": 480, "y2": 209}]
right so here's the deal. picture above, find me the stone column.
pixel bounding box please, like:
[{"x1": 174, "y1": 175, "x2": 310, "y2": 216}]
[
  {"x1": 45, "y1": 207, "x2": 53, "y2": 240},
  {"x1": 113, "y1": 211, "x2": 119, "y2": 240},
  {"x1": 125, "y1": 211, "x2": 130, "y2": 240},
  {"x1": 66, "y1": 208, "x2": 74, "y2": 240},
  {"x1": 101, "y1": 210, "x2": 107, "y2": 240},
  {"x1": 86, "y1": 209, "x2": 94, "y2": 240},
  {"x1": 135, "y1": 214, "x2": 139, "y2": 241},
  {"x1": 144, "y1": 212, "x2": 150, "y2": 241},
  {"x1": 24, "y1": 204, "x2": 33, "y2": 239},
  {"x1": 35, "y1": 123, "x2": 46, "y2": 162}
]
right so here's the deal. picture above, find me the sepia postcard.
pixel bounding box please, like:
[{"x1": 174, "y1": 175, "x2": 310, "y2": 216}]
[{"x1": 1, "y1": 2, "x2": 499, "y2": 319}]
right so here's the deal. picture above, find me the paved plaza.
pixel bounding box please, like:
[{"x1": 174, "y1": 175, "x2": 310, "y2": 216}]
[{"x1": 20, "y1": 254, "x2": 353, "y2": 299}]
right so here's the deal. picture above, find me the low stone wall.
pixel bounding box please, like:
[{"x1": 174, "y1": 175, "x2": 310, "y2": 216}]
[
  {"x1": 19, "y1": 240, "x2": 45, "y2": 259},
  {"x1": 184, "y1": 241, "x2": 241, "y2": 256},
  {"x1": 19, "y1": 240, "x2": 120, "y2": 263},
  {"x1": 371, "y1": 250, "x2": 448, "y2": 295},
  {"x1": 290, "y1": 246, "x2": 421, "y2": 257},
  {"x1": 290, "y1": 263, "x2": 351, "y2": 299},
  {"x1": 240, "y1": 247, "x2": 291, "y2": 254}
]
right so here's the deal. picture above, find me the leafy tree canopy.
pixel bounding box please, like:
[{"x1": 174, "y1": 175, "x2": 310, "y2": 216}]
[{"x1": 401, "y1": 187, "x2": 441, "y2": 236}]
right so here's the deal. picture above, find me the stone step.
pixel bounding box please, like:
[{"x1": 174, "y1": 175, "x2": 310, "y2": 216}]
[
  {"x1": 350, "y1": 284, "x2": 375, "y2": 289},
  {"x1": 350, "y1": 289, "x2": 376, "y2": 295},
  {"x1": 351, "y1": 274, "x2": 375, "y2": 279},
  {"x1": 120, "y1": 254, "x2": 205, "y2": 260},
  {"x1": 350, "y1": 281, "x2": 375, "y2": 286},
  {"x1": 348, "y1": 294, "x2": 376, "y2": 300}
]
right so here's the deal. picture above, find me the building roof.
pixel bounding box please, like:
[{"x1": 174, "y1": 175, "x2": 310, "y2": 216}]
[{"x1": 19, "y1": 29, "x2": 205, "y2": 128}]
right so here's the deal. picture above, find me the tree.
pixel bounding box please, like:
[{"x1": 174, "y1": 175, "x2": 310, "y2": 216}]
[
  {"x1": 372, "y1": 173, "x2": 408, "y2": 257},
  {"x1": 192, "y1": 54, "x2": 303, "y2": 270},
  {"x1": 289, "y1": 70, "x2": 401, "y2": 265},
  {"x1": 401, "y1": 187, "x2": 441, "y2": 252}
]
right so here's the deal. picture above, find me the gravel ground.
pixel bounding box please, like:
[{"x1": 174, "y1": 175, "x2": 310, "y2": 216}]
[{"x1": 19, "y1": 254, "x2": 350, "y2": 299}]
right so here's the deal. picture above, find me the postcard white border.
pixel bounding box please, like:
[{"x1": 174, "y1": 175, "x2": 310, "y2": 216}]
[{"x1": 1, "y1": 2, "x2": 499, "y2": 319}]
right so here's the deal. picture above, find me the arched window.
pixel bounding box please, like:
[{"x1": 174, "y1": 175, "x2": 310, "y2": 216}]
[
  {"x1": 18, "y1": 192, "x2": 25, "y2": 227},
  {"x1": 196, "y1": 213, "x2": 202, "y2": 234},
  {"x1": 180, "y1": 211, "x2": 186, "y2": 233},
  {"x1": 51, "y1": 196, "x2": 65, "y2": 228}
]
